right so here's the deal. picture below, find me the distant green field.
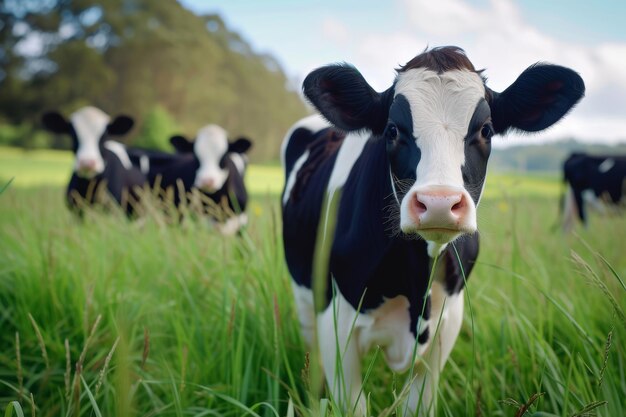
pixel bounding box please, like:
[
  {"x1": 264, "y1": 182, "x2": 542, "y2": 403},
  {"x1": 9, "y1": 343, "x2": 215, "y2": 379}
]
[
  {"x1": 0, "y1": 146, "x2": 560, "y2": 199},
  {"x1": 0, "y1": 146, "x2": 285, "y2": 194},
  {"x1": 2, "y1": 145, "x2": 624, "y2": 417}
]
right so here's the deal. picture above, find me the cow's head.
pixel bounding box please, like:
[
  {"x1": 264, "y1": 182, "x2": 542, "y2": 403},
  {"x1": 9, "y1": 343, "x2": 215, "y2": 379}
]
[
  {"x1": 170, "y1": 124, "x2": 252, "y2": 193},
  {"x1": 42, "y1": 106, "x2": 134, "y2": 179},
  {"x1": 304, "y1": 46, "x2": 584, "y2": 247}
]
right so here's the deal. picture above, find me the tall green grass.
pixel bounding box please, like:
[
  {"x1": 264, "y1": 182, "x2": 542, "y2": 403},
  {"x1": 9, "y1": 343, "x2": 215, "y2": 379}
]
[{"x1": 1, "y1": 181, "x2": 625, "y2": 416}]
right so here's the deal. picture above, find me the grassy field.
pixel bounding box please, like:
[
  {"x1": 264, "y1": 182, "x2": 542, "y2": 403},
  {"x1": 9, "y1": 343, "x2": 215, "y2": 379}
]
[{"x1": 1, "y1": 148, "x2": 625, "y2": 417}]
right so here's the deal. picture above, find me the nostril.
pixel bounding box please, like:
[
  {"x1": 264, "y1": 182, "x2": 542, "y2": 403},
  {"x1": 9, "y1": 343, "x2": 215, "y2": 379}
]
[
  {"x1": 414, "y1": 194, "x2": 428, "y2": 215},
  {"x1": 451, "y1": 194, "x2": 466, "y2": 215}
]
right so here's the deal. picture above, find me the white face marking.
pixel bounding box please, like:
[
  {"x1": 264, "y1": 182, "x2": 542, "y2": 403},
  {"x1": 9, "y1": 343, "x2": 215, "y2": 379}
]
[
  {"x1": 598, "y1": 158, "x2": 615, "y2": 173},
  {"x1": 395, "y1": 69, "x2": 486, "y2": 242},
  {"x1": 70, "y1": 106, "x2": 110, "y2": 178},
  {"x1": 194, "y1": 124, "x2": 229, "y2": 192}
]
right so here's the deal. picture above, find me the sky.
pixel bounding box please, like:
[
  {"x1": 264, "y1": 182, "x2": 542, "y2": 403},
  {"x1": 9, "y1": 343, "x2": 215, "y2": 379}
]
[{"x1": 180, "y1": 0, "x2": 626, "y2": 146}]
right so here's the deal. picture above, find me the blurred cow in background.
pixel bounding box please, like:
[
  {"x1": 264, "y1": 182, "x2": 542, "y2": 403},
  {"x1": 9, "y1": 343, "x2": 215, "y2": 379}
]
[
  {"x1": 562, "y1": 152, "x2": 626, "y2": 231},
  {"x1": 128, "y1": 124, "x2": 252, "y2": 234},
  {"x1": 41, "y1": 106, "x2": 146, "y2": 217}
]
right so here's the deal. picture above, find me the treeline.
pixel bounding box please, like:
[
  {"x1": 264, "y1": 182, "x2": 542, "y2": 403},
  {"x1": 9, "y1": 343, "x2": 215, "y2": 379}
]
[
  {"x1": 490, "y1": 139, "x2": 626, "y2": 173},
  {"x1": 0, "y1": 0, "x2": 308, "y2": 161}
]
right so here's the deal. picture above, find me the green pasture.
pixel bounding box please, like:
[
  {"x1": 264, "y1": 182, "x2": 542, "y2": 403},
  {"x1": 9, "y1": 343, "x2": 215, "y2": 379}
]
[
  {"x1": 1, "y1": 147, "x2": 625, "y2": 417},
  {"x1": 0, "y1": 146, "x2": 285, "y2": 195},
  {"x1": 0, "y1": 146, "x2": 560, "y2": 198}
]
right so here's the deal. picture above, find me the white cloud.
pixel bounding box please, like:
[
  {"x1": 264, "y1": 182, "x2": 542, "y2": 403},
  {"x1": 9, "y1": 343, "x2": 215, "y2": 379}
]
[
  {"x1": 321, "y1": 17, "x2": 350, "y2": 45},
  {"x1": 309, "y1": 0, "x2": 626, "y2": 144}
]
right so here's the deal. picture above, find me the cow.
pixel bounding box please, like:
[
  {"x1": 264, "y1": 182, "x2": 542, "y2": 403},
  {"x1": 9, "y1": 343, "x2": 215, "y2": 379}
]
[
  {"x1": 41, "y1": 106, "x2": 146, "y2": 217},
  {"x1": 127, "y1": 124, "x2": 252, "y2": 234},
  {"x1": 562, "y1": 152, "x2": 626, "y2": 231},
  {"x1": 281, "y1": 46, "x2": 584, "y2": 416}
]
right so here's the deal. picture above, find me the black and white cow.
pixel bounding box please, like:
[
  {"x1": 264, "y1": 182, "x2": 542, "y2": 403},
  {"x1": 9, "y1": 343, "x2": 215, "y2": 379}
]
[
  {"x1": 281, "y1": 46, "x2": 584, "y2": 416},
  {"x1": 42, "y1": 106, "x2": 145, "y2": 216},
  {"x1": 562, "y1": 152, "x2": 626, "y2": 231},
  {"x1": 128, "y1": 124, "x2": 252, "y2": 234}
]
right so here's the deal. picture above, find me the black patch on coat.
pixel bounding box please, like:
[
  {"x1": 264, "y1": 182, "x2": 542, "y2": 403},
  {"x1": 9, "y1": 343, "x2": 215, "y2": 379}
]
[
  {"x1": 462, "y1": 99, "x2": 492, "y2": 204},
  {"x1": 386, "y1": 94, "x2": 421, "y2": 182}
]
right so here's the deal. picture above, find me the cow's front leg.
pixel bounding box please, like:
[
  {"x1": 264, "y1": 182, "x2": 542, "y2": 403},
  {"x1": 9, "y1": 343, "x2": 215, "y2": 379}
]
[
  {"x1": 403, "y1": 290, "x2": 465, "y2": 417},
  {"x1": 317, "y1": 294, "x2": 366, "y2": 416}
]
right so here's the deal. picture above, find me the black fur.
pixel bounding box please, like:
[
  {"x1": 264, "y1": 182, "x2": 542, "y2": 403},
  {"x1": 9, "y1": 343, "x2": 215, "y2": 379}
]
[
  {"x1": 127, "y1": 135, "x2": 251, "y2": 221},
  {"x1": 562, "y1": 153, "x2": 626, "y2": 225},
  {"x1": 303, "y1": 64, "x2": 394, "y2": 135},
  {"x1": 489, "y1": 64, "x2": 585, "y2": 134}
]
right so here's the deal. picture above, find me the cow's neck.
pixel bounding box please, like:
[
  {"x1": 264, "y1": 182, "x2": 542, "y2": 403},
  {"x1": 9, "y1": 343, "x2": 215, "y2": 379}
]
[
  {"x1": 330, "y1": 137, "x2": 399, "y2": 272},
  {"x1": 328, "y1": 135, "x2": 434, "y2": 316}
]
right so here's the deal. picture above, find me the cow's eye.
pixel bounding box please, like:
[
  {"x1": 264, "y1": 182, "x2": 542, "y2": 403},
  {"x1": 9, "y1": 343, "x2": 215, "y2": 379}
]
[
  {"x1": 386, "y1": 124, "x2": 399, "y2": 141},
  {"x1": 480, "y1": 124, "x2": 494, "y2": 140}
]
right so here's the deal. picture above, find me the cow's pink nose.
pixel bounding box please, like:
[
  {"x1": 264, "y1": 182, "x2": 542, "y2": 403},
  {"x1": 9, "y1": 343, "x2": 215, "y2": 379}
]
[
  {"x1": 198, "y1": 178, "x2": 215, "y2": 190},
  {"x1": 410, "y1": 188, "x2": 468, "y2": 230},
  {"x1": 78, "y1": 159, "x2": 97, "y2": 170}
]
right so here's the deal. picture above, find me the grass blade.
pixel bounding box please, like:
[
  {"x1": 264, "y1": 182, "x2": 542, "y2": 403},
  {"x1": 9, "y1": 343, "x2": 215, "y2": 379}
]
[{"x1": 4, "y1": 402, "x2": 25, "y2": 417}]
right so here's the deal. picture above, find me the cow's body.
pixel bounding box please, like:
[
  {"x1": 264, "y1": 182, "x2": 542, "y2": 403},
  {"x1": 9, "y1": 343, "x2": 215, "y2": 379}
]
[
  {"x1": 127, "y1": 125, "x2": 251, "y2": 234},
  {"x1": 42, "y1": 107, "x2": 145, "y2": 216},
  {"x1": 562, "y1": 152, "x2": 626, "y2": 230},
  {"x1": 282, "y1": 47, "x2": 584, "y2": 416}
]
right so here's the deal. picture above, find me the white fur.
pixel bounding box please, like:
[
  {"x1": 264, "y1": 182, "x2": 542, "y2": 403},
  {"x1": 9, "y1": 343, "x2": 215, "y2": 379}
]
[
  {"x1": 282, "y1": 150, "x2": 310, "y2": 206},
  {"x1": 405, "y1": 287, "x2": 464, "y2": 417},
  {"x1": 70, "y1": 106, "x2": 110, "y2": 177},
  {"x1": 103, "y1": 141, "x2": 132, "y2": 170},
  {"x1": 395, "y1": 69, "x2": 485, "y2": 241},
  {"x1": 317, "y1": 289, "x2": 367, "y2": 415},
  {"x1": 216, "y1": 213, "x2": 248, "y2": 236},
  {"x1": 598, "y1": 158, "x2": 615, "y2": 173},
  {"x1": 582, "y1": 189, "x2": 606, "y2": 213},
  {"x1": 563, "y1": 185, "x2": 577, "y2": 232},
  {"x1": 194, "y1": 124, "x2": 230, "y2": 191},
  {"x1": 280, "y1": 113, "x2": 330, "y2": 168},
  {"x1": 139, "y1": 155, "x2": 150, "y2": 174},
  {"x1": 229, "y1": 152, "x2": 247, "y2": 176},
  {"x1": 311, "y1": 277, "x2": 464, "y2": 417},
  {"x1": 322, "y1": 130, "x2": 369, "y2": 240},
  {"x1": 291, "y1": 282, "x2": 316, "y2": 347}
]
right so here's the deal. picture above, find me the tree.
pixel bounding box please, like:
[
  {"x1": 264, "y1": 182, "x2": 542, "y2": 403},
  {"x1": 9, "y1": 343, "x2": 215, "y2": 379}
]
[{"x1": 0, "y1": 0, "x2": 308, "y2": 161}]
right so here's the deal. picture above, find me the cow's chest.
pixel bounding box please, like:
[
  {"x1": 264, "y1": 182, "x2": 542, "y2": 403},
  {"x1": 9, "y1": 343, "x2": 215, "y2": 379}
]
[{"x1": 355, "y1": 273, "x2": 453, "y2": 373}]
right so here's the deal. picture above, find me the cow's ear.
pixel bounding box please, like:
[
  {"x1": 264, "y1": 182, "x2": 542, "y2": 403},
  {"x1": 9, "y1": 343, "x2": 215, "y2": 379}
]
[
  {"x1": 303, "y1": 64, "x2": 393, "y2": 134},
  {"x1": 170, "y1": 135, "x2": 194, "y2": 153},
  {"x1": 490, "y1": 64, "x2": 585, "y2": 134},
  {"x1": 229, "y1": 137, "x2": 252, "y2": 154},
  {"x1": 41, "y1": 111, "x2": 71, "y2": 134},
  {"x1": 107, "y1": 115, "x2": 134, "y2": 136}
]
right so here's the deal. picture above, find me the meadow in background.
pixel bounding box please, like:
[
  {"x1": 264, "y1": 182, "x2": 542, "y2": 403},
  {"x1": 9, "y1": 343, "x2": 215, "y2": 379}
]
[{"x1": 1, "y1": 148, "x2": 625, "y2": 417}]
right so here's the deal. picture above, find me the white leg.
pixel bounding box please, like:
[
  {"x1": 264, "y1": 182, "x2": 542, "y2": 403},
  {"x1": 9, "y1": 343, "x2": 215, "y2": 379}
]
[
  {"x1": 404, "y1": 290, "x2": 464, "y2": 417},
  {"x1": 563, "y1": 186, "x2": 575, "y2": 232},
  {"x1": 317, "y1": 294, "x2": 366, "y2": 416},
  {"x1": 291, "y1": 282, "x2": 315, "y2": 348}
]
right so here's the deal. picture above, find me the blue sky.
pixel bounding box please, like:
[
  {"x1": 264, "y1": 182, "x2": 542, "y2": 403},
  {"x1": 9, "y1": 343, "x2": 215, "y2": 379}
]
[{"x1": 180, "y1": 0, "x2": 626, "y2": 144}]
